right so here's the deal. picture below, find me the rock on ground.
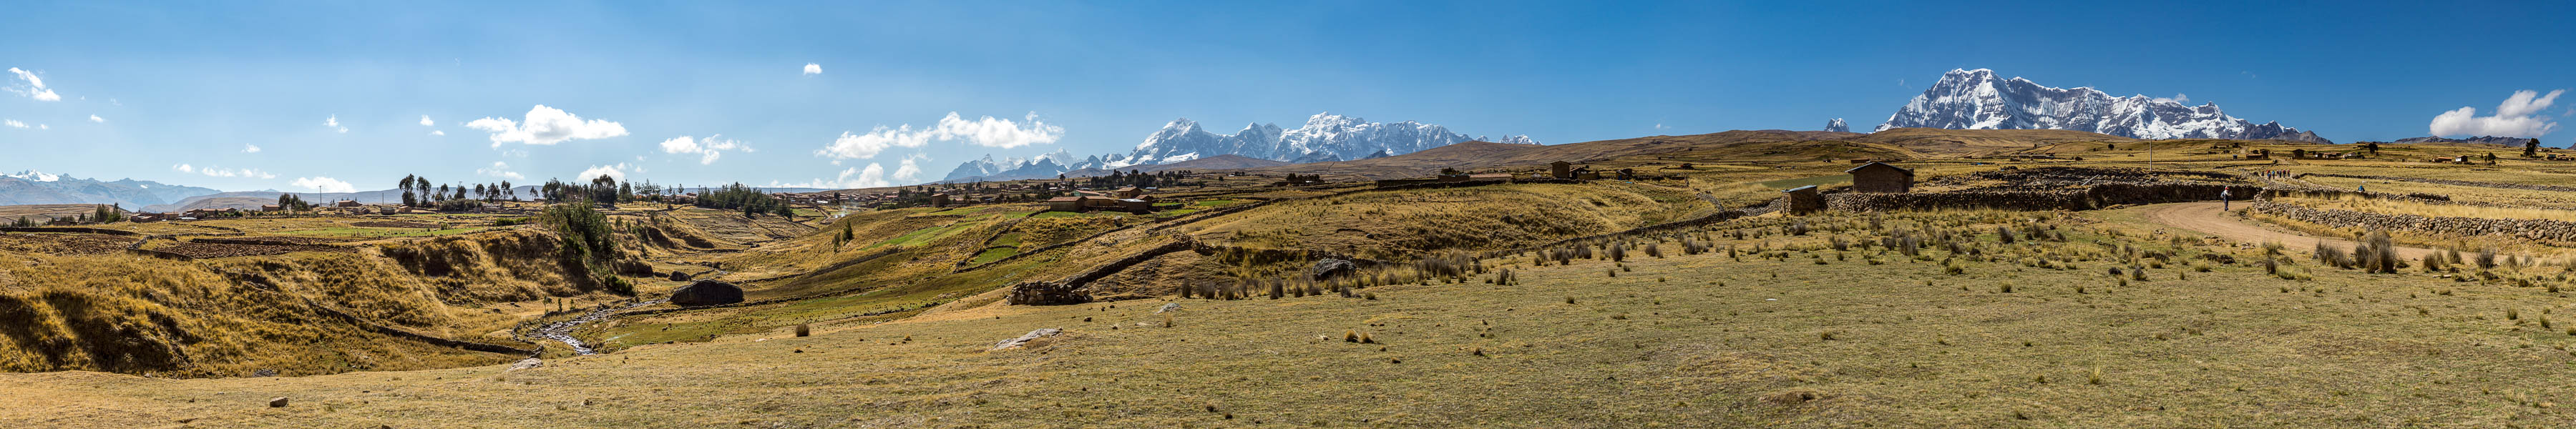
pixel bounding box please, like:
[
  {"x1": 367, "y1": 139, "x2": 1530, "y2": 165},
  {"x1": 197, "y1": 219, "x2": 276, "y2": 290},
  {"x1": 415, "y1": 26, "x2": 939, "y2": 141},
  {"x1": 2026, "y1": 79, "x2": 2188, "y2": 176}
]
[
  {"x1": 507, "y1": 358, "x2": 544, "y2": 371},
  {"x1": 267, "y1": 397, "x2": 289, "y2": 408},
  {"x1": 990, "y1": 328, "x2": 1063, "y2": 351},
  {"x1": 1155, "y1": 303, "x2": 1181, "y2": 314},
  {"x1": 669, "y1": 280, "x2": 744, "y2": 306}
]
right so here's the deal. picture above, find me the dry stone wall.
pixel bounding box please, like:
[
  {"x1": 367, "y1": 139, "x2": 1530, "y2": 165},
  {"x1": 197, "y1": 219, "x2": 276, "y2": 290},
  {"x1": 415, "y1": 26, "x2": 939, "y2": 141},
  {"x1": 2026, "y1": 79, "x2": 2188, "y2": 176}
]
[{"x1": 2250, "y1": 200, "x2": 2576, "y2": 245}]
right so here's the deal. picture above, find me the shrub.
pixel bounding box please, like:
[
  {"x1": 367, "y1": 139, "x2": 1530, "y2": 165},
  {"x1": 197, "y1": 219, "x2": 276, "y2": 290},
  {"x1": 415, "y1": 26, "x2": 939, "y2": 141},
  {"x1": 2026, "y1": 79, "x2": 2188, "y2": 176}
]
[{"x1": 795, "y1": 324, "x2": 811, "y2": 337}]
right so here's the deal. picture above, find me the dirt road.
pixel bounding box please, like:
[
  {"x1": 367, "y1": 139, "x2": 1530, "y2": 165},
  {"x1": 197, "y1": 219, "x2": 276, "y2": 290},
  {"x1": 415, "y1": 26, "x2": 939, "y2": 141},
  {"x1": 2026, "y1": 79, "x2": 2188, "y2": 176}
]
[{"x1": 2134, "y1": 202, "x2": 2440, "y2": 260}]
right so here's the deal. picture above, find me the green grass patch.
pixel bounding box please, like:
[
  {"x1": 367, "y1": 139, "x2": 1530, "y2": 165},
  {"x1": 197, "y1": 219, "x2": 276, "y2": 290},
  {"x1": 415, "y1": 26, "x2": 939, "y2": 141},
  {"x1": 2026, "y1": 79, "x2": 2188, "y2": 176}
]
[{"x1": 967, "y1": 247, "x2": 1018, "y2": 265}]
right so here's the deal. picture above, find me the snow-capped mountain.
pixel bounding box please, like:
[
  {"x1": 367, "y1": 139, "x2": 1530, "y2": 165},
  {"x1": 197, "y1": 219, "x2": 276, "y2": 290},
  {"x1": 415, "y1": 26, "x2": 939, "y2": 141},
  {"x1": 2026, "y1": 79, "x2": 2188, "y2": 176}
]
[
  {"x1": 0, "y1": 170, "x2": 224, "y2": 207},
  {"x1": 1824, "y1": 118, "x2": 1850, "y2": 133},
  {"x1": 1128, "y1": 113, "x2": 1537, "y2": 165},
  {"x1": 940, "y1": 113, "x2": 1535, "y2": 183},
  {"x1": 1877, "y1": 69, "x2": 2331, "y2": 144}
]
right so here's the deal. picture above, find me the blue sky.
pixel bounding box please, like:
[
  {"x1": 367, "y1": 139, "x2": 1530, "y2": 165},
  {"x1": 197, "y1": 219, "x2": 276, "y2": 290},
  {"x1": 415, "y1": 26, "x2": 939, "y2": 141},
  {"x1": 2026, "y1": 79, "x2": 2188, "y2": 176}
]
[{"x1": 1, "y1": 1, "x2": 2570, "y2": 192}]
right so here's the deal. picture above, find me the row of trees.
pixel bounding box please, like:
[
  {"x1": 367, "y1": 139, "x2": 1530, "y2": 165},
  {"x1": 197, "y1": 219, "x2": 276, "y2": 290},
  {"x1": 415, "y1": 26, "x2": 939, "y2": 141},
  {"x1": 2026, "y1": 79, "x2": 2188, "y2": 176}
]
[{"x1": 397, "y1": 174, "x2": 515, "y2": 207}]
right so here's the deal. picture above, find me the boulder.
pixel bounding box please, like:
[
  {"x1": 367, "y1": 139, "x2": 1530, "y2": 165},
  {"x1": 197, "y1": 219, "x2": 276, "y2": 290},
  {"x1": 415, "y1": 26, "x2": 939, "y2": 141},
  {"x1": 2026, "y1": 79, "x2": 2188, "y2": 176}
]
[
  {"x1": 268, "y1": 397, "x2": 289, "y2": 408},
  {"x1": 667, "y1": 270, "x2": 693, "y2": 282},
  {"x1": 1155, "y1": 302, "x2": 1181, "y2": 314},
  {"x1": 669, "y1": 280, "x2": 744, "y2": 306},
  {"x1": 1309, "y1": 258, "x2": 1357, "y2": 280}
]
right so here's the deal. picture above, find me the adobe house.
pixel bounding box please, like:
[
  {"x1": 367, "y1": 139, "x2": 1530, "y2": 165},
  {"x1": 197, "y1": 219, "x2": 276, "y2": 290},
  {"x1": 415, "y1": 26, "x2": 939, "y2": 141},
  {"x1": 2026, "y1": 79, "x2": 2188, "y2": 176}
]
[
  {"x1": 930, "y1": 193, "x2": 952, "y2": 207},
  {"x1": 260, "y1": 204, "x2": 283, "y2": 212},
  {"x1": 1845, "y1": 162, "x2": 1915, "y2": 193},
  {"x1": 1113, "y1": 187, "x2": 1141, "y2": 199},
  {"x1": 1550, "y1": 161, "x2": 1574, "y2": 179},
  {"x1": 336, "y1": 199, "x2": 364, "y2": 208},
  {"x1": 1780, "y1": 185, "x2": 1823, "y2": 215},
  {"x1": 1046, "y1": 196, "x2": 1083, "y2": 212}
]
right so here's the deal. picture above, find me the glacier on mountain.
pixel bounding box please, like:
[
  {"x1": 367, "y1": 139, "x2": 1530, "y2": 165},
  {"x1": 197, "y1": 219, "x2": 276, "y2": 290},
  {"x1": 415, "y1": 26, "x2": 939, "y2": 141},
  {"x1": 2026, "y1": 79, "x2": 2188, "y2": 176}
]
[
  {"x1": 1877, "y1": 69, "x2": 2329, "y2": 144},
  {"x1": 942, "y1": 112, "x2": 1536, "y2": 183}
]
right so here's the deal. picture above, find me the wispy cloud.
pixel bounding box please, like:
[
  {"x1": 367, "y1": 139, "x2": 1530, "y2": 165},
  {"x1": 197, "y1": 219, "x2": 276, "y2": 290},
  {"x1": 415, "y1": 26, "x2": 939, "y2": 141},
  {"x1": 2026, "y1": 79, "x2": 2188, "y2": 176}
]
[
  {"x1": 476, "y1": 161, "x2": 524, "y2": 180},
  {"x1": 419, "y1": 115, "x2": 434, "y2": 127},
  {"x1": 88, "y1": 114, "x2": 104, "y2": 123},
  {"x1": 324, "y1": 114, "x2": 348, "y2": 133},
  {"x1": 803, "y1": 63, "x2": 822, "y2": 75},
  {"x1": 170, "y1": 164, "x2": 194, "y2": 173},
  {"x1": 815, "y1": 112, "x2": 1063, "y2": 159},
  {"x1": 467, "y1": 105, "x2": 629, "y2": 147},
  {"x1": 771, "y1": 164, "x2": 890, "y2": 189},
  {"x1": 2, "y1": 119, "x2": 24, "y2": 129},
  {"x1": 2150, "y1": 94, "x2": 2190, "y2": 104},
  {"x1": 195, "y1": 165, "x2": 276, "y2": 179},
  {"x1": 241, "y1": 144, "x2": 261, "y2": 153},
  {"x1": 2430, "y1": 89, "x2": 2565, "y2": 137},
  {"x1": 4, "y1": 67, "x2": 60, "y2": 102}
]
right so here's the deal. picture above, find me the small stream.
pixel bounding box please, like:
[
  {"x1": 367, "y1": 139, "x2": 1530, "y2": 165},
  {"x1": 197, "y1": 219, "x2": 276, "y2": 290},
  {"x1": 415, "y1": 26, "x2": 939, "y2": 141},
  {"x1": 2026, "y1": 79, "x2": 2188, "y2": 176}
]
[{"x1": 528, "y1": 300, "x2": 665, "y2": 355}]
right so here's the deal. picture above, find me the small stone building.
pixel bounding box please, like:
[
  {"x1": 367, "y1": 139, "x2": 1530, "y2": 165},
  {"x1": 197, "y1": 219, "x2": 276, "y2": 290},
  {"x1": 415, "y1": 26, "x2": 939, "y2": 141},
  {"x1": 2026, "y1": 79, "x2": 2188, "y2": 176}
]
[
  {"x1": 1045, "y1": 196, "x2": 1083, "y2": 212},
  {"x1": 1550, "y1": 161, "x2": 1574, "y2": 179},
  {"x1": 1780, "y1": 185, "x2": 1823, "y2": 215},
  {"x1": 930, "y1": 193, "x2": 952, "y2": 207},
  {"x1": 1845, "y1": 162, "x2": 1914, "y2": 193},
  {"x1": 1113, "y1": 187, "x2": 1142, "y2": 199}
]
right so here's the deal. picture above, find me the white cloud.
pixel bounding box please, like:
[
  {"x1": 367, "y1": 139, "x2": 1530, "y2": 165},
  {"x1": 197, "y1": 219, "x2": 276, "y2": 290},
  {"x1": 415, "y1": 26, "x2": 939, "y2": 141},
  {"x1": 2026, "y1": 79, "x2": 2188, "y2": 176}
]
[
  {"x1": 325, "y1": 114, "x2": 348, "y2": 133},
  {"x1": 2151, "y1": 94, "x2": 2190, "y2": 104},
  {"x1": 814, "y1": 112, "x2": 1063, "y2": 159},
  {"x1": 241, "y1": 144, "x2": 261, "y2": 153},
  {"x1": 476, "y1": 161, "x2": 525, "y2": 180},
  {"x1": 171, "y1": 164, "x2": 194, "y2": 173},
  {"x1": 430, "y1": 130, "x2": 445, "y2": 136},
  {"x1": 894, "y1": 156, "x2": 924, "y2": 183},
  {"x1": 466, "y1": 104, "x2": 630, "y2": 147},
  {"x1": 5, "y1": 67, "x2": 60, "y2": 102},
  {"x1": 577, "y1": 162, "x2": 641, "y2": 182},
  {"x1": 771, "y1": 163, "x2": 891, "y2": 189},
  {"x1": 419, "y1": 115, "x2": 435, "y2": 127},
  {"x1": 2430, "y1": 89, "x2": 2566, "y2": 138},
  {"x1": 4, "y1": 119, "x2": 24, "y2": 129},
  {"x1": 197, "y1": 166, "x2": 277, "y2": 179},
  {"x1": 290, "y1": 177, "x2": 356, "y2": 193},
  {"x1": 35, "y1": 124, "x2": 44, "y2": 130},
  {"x1": 803, "y1": 63, "x2": 822, "y2": 75},
  {"x1": 659, "y1": 134, "x2": 754, "y2": 164},
  {"x1": 88, "y1": 114, "x2": 103, "y2": 123}
]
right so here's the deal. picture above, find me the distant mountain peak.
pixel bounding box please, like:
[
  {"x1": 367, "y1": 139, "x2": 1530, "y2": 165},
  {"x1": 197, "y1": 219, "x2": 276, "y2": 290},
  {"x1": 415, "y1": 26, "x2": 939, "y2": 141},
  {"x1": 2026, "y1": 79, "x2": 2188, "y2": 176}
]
[
  {"x1": 1878, "y1": 69, "x2": 2328, "y2": 144},
  {"x1": 1825, "y1": 118, "x2": 1850, "y2": 133},
  {"x1": 944, "y1": 112, "x2": 1536, "y2": 183},
  {"x1": 4, "y1": 170, "x2": 62, "y2": 182}
]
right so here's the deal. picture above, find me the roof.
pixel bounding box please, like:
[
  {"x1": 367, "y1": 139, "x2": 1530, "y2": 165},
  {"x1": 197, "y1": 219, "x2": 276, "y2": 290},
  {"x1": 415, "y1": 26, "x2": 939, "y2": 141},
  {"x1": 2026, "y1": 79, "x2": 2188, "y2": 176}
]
[
  {"x1": 1782, "y1": 185, "x2": 1819, "y2": 193},
  {"x1": 1845, "y1": 162, "x2": 1913, "y2": 175},
  {"x1": 1046, "y1": 197, "x2": 1083, "y2": 202},
  {"x1": 1115, "y1": 187, "x2": 1139, "y2": 191}
]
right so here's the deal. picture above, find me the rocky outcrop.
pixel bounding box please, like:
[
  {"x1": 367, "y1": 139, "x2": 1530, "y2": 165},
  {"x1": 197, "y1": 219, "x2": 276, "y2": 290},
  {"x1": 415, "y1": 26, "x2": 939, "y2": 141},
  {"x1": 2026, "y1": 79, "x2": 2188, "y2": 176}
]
[
  {"x1": 1309, "y1": 258, "x2": 1357, "y2": 280},
  {"x1": 668, "y1": 280, "x2": 745, "y2": 306}
]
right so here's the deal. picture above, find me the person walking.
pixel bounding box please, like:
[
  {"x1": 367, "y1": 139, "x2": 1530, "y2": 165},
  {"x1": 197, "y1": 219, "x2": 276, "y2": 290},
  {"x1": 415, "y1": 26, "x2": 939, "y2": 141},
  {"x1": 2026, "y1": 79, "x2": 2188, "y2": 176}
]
[{"x1": 2220, "y1": 188, "x2": 2233, "y2": 211}]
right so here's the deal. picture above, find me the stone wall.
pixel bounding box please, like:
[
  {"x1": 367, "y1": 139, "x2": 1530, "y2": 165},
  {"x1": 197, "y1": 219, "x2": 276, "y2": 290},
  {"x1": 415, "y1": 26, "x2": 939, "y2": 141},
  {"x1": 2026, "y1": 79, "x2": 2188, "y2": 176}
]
[
  {"x1": 2300, "y1": 172, "x2": 2576, "y2": 193},
  {"x1": 2250, "y1": 200, "x2": 2576, "y2": 246}
]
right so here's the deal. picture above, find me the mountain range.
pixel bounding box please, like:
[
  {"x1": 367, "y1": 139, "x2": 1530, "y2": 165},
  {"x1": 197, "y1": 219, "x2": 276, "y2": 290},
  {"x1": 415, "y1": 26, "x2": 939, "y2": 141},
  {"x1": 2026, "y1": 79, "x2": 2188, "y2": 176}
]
[
  {"x1": 1877, "y1": 69, "x2": 2331, "y2": 144},
  {"x1": 940, "y1": 113, "x2": 1536, "y2": 183},
  {"x1": 0, "y1": 170, "x2": 223, "y2": 208}
]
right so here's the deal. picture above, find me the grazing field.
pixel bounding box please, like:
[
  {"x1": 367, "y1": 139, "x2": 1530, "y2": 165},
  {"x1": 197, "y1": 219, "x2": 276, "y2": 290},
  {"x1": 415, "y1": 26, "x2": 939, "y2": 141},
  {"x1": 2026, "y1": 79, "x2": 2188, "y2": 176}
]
[{"x1": 16, "y1": 209, "x2": 2576, "y2": 427}]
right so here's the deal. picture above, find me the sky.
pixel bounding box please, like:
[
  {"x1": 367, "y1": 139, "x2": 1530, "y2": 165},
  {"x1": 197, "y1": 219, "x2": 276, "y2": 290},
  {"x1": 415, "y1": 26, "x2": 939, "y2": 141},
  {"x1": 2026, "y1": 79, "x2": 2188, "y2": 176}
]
[{"x1": 1, "y1": 1, "x2": 2571, "y2": 192}]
